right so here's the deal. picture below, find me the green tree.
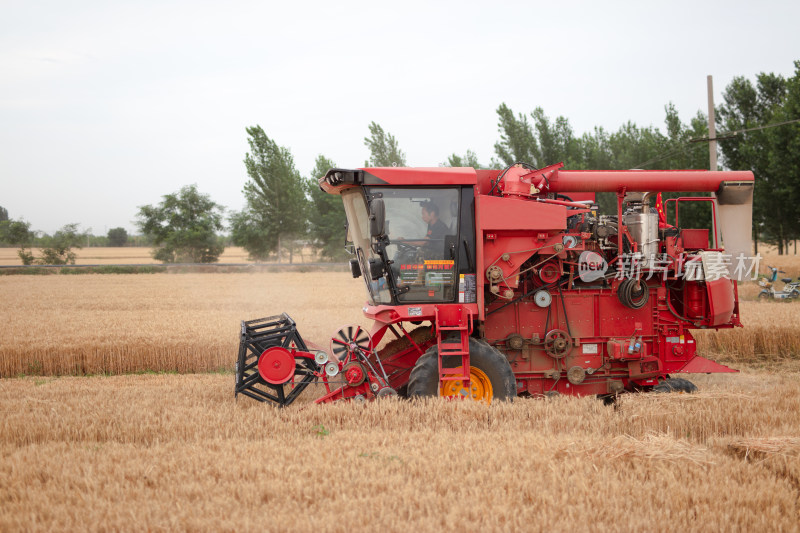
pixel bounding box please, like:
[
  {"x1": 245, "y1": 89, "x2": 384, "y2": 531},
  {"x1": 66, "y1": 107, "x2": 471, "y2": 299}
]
[
  {"x1": 444, "y1": 150, "x2": 484, "y2": 168},
  {"x1": 306, "y1": 155, "x2": 348, "y2": 260},
  {"x1": 364, "y1": 122, "x2": 407, "y2": 166},
  {"x1": 136, "y1": 184, "x2": 225, "y2": 263},
  {"x1": 531, "y1": 108, "x2": 583, "y2": 167},
  {"x1": 492, "y1": 102, "x2": 723, "y2": 217},
  {"x1": 0, "y1": 206, "x2": 7, "y2": 222},
  {"x1": 717, "y1": 69, "x2": 797, "y2": 253},
  {"x1": 37, "y1": 223, "x2": 85, "y2": 265},
  {"x1": 107, "y1": 227, "x2": 128, "y2": 247},
  {"x1": 0, "y1": 218, "x2": 35, "y2": 264},
  {"x1": 493, "y1": 103, "x2": 540, "y2": 167},
  {"x1": 231, "y1": 125, "x2": 308, "y2": 262},
  {"x1": 761, "y1": 62, "x2": 800, "y2": 254}
]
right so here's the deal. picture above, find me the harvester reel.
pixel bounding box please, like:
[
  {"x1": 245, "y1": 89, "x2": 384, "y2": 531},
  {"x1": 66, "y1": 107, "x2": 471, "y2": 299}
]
[
  {"x1": 235, "y1": 314, "x2": 320, "y2": 407},
  {"x1": 544, "y1": 329, "x2": 573, "y2": 359},
  {"x1": 331, "y1": 325, "x2": 374, "y2": 361}
]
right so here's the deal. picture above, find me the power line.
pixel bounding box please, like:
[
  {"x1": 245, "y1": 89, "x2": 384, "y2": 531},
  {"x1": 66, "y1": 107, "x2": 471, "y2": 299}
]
[
  {"x1": 689, "y1": 117, "x2": 800, "y2": 143},
  {"x1": 634, "y1": 117, "x2": 800, "y2": 168},
  {"x1": 633, "y1": 145, "x2": 698, "y2": 169}
]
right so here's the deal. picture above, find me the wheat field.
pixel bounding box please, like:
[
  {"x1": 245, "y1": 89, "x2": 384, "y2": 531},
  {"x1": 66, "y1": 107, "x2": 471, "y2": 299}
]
[
  {"x1": 1, "y1": 272, "x2": 799, "y2": 378},
  {"x1": 0, "y1": 246, "x2": 323, "y2": 266},
  {"x1": 2, "y1": 272, "x2": 800, "y2": 531},
  {"x1": 1, "y1": 370, "x2": 799, "y2": 531},
  {"x1": 0, "y1": 272, "x2": 368, "y2": 376}
]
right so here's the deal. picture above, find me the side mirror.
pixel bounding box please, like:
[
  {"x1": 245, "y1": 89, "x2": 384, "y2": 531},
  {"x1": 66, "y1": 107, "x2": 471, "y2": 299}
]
[
  {"x1": 369, "y1": 198, "x2": 385, "y2": 237},
  {"x1": 368, "y1": 257, "x2": 384, "y2": 280},
  {"x1": 349, "y1": 258, "x2": 361, "y2": 278}
]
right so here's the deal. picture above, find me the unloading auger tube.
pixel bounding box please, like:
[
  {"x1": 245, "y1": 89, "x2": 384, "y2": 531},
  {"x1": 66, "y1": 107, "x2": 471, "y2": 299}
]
[{"x1": 237, "y1": 162, "x2": 755, "y2": 405}]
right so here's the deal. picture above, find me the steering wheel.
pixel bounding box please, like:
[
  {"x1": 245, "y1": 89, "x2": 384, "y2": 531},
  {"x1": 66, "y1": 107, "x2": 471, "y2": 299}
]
[
  {"x1": 393, "y1": 239, "x2": 421, "y2": 254},
  {"x1": 391, "y1": 240, "x2": 424, "y2": 279}
]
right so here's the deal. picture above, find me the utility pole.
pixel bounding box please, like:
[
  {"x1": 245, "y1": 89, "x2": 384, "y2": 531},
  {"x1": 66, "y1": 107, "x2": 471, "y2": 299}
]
[{"x1": 707, "y1": 75, "x2": 717, "y2": 170}]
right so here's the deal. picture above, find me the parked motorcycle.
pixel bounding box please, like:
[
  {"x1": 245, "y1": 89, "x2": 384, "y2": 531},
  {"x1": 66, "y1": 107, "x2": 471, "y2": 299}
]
[{"x1": 758, "y1": 266, "x2": 800, "y2": 300}]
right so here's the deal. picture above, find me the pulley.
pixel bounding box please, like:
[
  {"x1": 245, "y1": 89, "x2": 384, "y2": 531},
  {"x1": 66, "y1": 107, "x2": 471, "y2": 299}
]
[
  {"x1": 377, "y1": 387, "x2": 398, "y2": 398},
  {"x1": 325, "y1": 362, "x2": 340, "y2": 377},
  {"x1": 544, "y1": 329, "x2": 573, "y2": 359},
  {"x1": 486, "y1": 265, "x2": 503, "y2": 282},
  {"x1": 314, "y1": 351, "x2": 329, "y2": 365},
  {"x1": 534, "y1": 290, "x2": 552, "y2": 308},
  {"x1": 618, "y1": 279, "x2": 649, "y2": 309},
  {"x1": 567, "y1": 366, "x2": 586, "y2": 385},
  {"x1": 343, "y1": 361, "x2": 366, "y2": 387},
  {"x1": 562, "y1": 235, "x2": 578, "y2": 249},
  {"x1": 505, "y1": 333, "x2": 525, "y2": 351},
  {"x1": 537, "y1": 260, "x2": 561, "y2": 284}
]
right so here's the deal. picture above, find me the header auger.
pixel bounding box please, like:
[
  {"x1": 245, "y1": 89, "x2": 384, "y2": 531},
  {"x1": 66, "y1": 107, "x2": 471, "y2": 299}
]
[{"x1": 235, "y1": 162, "x2": 755, "y2": 406}]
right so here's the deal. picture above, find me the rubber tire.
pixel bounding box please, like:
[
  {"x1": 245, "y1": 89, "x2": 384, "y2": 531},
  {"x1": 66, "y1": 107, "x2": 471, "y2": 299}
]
[
  {"x1": 652, "y1": 377, "x2": 698, "y2": 394},
  {"x1": 758, "y1": 291, "x2": 771, "y2": 300},
  {"x1": 407, "y1": 338, "x2": 517, "y2": 401},
  {"x1": 790, "y1": 290, "x2": 800, "y2": 299}
]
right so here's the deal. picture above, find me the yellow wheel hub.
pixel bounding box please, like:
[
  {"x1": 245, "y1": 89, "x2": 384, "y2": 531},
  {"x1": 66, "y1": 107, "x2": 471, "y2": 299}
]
[{"x1": 439, "y1": 367, "x2": 493, "y2": 404}]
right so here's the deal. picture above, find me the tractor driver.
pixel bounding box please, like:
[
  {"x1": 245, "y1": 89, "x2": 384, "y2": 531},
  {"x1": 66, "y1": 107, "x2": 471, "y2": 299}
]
[
  {"x1": 420, "y1": 201, "x2": 448, "y2": 242},
  {"x1": 390, "y1": 200, "x2": 450, "y2": 280},
  {"x1": 392, "y1": 200, "x2": 448, "y2": 247}
]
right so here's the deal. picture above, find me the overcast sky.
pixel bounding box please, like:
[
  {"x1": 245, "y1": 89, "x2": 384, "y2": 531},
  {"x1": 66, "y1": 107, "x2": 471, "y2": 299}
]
[{"x1": 1, "y1": 0, "x2": 798, "y2": 235}]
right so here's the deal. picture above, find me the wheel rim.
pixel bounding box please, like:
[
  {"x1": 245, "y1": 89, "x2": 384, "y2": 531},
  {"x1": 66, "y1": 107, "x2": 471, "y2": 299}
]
[{"x1": 439, "y1": 367, "x2": 493, "y2": 403}]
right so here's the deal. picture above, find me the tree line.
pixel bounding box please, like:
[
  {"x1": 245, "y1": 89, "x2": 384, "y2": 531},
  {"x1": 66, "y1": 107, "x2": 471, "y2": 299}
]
[
  {"x1": 220, "y1": 60, "x2": 798, "y2": 262},
  {"x1": 2, "y1": 61, "x2": 797, "y2": 264}
]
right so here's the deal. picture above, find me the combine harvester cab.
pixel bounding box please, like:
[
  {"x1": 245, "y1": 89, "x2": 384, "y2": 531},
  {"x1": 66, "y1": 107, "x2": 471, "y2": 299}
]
[{"x1": 236, "y1": 163, "x2": 755, "y2": 406}]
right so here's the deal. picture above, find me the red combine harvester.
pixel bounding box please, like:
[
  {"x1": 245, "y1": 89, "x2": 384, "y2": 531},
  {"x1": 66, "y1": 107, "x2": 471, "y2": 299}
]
[{"x1": 235, "y1": 163, "x2": 754, "y2": 406}]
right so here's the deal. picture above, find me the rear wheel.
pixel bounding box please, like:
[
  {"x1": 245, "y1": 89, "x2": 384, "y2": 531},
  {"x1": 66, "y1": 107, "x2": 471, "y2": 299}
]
[
  {"x1": 653, "y1": 377, "x2": 698, "y2": 393},
  {"x1": 758, "y1": 290, "x2": 771, "y2": 300},
  {"x1": 407, "y1": 338, "x2": 516, "y2": 403}
]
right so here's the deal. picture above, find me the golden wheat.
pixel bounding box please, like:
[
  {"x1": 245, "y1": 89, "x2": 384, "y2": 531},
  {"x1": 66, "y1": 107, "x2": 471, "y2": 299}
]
[
  {"x1": 0, "y1": 368, "x2": 798, "y2": 532},
  {"x1": 1, "y1": 273, "x2": 800, "y2": 378},
  {"x1": 0, "y1": 273, "x2": 367, "y2": 377},
  {"x1": 0, "y1": 246, "x2": 266, "y2": 266},
  {"x1": 0, "y1": 245, "x2": 329, "y2": 266}
]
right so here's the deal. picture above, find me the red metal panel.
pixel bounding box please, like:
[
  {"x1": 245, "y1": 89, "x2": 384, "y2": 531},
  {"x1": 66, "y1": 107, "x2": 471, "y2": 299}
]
[
  {"x1": 706, "y1": 278, "x2": 735, "y2": 326},
  {"x1": 479, "y1": 195, "x2": 566, "y2": 231},
  {"x1": 363, "y1": 303, "x2": 479, "y2": 327},
  {"x1": 597, "y1": 291, "x2": 653, "y2": 337},
  {"x1": 363, "y1": 167, "x2": 477, "y2": 185},
  {"x1": 677, "y1": 355, "x2": 737, "y2": 373},
  {"x1": 682, "y1": 229, "x2": 710, "y2": 249}
]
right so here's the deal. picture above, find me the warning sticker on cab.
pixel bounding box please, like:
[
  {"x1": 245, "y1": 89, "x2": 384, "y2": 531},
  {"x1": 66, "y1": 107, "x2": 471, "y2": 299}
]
[{"x1": 423, "y1": 260, "x2": 454, "y2": 270}]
